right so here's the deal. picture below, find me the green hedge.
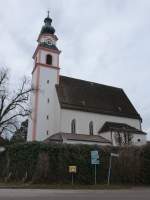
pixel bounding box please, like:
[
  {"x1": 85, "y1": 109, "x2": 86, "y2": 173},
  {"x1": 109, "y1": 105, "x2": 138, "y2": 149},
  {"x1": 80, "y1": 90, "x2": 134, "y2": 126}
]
[{"x1": 0, "y1": 142, "x2": 150, "y2": 185}]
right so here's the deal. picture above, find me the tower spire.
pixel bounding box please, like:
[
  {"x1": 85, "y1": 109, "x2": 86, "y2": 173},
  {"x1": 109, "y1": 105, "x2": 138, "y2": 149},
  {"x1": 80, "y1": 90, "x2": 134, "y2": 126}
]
[{"x1": 40, "y1": 11, "x2": 55, "y2": 35}]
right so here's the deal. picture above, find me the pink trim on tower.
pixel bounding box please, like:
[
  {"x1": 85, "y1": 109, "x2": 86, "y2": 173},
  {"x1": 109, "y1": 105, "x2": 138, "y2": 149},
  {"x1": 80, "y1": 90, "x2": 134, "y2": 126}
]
[
  {"x1": 32, "y1": 63, "x2": 60, "y2": 74},
  {"x1": 33, "y1": 45, "x2": 61, "y2": 59}
]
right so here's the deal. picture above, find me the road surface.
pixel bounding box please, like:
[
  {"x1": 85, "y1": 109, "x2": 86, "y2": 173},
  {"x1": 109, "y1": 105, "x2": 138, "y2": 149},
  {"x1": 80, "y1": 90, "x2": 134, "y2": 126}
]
[{"x1": 0, "y1": 188, "x2": 150, "y2": 200}]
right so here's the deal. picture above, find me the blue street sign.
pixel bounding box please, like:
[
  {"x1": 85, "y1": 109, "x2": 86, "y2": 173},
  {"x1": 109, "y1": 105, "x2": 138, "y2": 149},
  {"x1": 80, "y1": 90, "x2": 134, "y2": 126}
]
[{"x1": 91, "y1": 150, "x2": 100, "y2": 165}]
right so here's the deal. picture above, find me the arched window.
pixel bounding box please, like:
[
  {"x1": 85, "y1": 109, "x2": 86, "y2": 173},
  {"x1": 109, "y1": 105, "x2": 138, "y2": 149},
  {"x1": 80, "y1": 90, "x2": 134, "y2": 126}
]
[
  {"x1": 46, "y1": 54, "x2": 52, "y2": 65},
  {"x1": 71, "y1": 119, "x2": 76, "y2": 134},
  {"x1": 89, "y1": 121, "x2": 94, "y2": 135}
]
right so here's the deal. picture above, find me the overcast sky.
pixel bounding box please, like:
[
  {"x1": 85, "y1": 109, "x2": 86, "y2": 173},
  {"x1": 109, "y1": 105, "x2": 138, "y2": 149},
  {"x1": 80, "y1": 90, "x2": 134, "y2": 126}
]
[{"x1": 0, "y1": 0, "x2": 149, "y2": 139}]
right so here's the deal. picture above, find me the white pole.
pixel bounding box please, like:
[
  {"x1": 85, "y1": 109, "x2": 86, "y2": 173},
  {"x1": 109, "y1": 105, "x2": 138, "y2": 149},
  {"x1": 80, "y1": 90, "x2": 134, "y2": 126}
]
[{"x1": 107, "y1": 155, "x2": 112, "y2": 185}]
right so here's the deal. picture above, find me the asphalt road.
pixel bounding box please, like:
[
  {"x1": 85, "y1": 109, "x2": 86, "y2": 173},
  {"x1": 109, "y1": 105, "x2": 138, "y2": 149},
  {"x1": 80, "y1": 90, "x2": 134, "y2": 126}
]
[{"x1": 0, "y1": 188, "x2": 150, "y2": 200}]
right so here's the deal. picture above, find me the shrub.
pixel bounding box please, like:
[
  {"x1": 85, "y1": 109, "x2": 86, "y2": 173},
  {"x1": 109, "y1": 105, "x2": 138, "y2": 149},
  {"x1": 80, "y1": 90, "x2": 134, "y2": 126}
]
[{"x1": 0, "y1": 142, "x2": 149, "y2": 185}]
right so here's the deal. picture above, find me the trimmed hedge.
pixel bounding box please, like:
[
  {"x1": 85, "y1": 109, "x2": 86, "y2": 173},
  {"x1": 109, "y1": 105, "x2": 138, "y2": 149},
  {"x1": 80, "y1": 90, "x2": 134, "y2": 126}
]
[{"x1": 0, "y1": 142, "x2": 150, "y2": 184}]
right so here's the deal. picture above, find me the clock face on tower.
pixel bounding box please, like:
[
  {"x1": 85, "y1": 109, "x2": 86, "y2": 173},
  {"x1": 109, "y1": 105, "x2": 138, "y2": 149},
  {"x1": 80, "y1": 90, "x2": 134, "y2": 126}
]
[
  {"x1": 39, "y1": 36, "x2": 57, "y2": 47},
  {"x1": 45, "y1": 38, "x2": 53, "y2": 45}
]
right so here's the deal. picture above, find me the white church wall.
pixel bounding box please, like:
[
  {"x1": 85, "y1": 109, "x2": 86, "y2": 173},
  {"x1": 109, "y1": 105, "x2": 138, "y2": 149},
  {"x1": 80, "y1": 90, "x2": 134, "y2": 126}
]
[
  {"x1": 60, "y1": 109, "x2": 141, "y2": 135},
  {"x1": 30, "y1": 66, "x2": 60, "y2": 141},
  {"x1": 99, "y1": 132, "x2": 112, "y2": 142}
]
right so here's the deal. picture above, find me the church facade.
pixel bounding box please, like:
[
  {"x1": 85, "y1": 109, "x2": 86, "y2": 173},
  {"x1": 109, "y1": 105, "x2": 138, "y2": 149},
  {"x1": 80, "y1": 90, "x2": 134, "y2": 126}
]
[{"x1": 27, "y1": 14, "x2": 147, "y2": 146}]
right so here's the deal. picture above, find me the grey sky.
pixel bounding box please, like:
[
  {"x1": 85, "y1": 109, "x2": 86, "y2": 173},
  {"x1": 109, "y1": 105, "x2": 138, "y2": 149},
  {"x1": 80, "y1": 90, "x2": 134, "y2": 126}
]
[{"x1": 0, "y1": 0, "x2": 149, "y2": 139}]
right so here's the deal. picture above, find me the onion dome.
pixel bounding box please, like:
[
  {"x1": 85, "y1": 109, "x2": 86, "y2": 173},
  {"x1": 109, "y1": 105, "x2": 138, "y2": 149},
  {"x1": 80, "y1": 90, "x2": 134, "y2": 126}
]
[{"x1": 40, "y1": 11, "x2": 55, "y2": 35}]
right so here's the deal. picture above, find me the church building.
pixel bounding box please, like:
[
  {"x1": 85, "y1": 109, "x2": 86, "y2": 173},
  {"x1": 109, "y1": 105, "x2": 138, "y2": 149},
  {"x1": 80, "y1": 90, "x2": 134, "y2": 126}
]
[{"x1": 27, "y1": 13, "x2": 147, "y2": 146}]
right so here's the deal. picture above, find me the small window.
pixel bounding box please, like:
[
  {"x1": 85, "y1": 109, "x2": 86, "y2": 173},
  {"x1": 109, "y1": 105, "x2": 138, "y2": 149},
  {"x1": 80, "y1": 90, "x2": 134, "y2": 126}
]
[
  {"x1": 137, "y1": 139, "x2": 141, "y2": 142},
  {"x1": 47, "y1": 80, "x2": 49, "y2": 84},
  {"x1": 46, "y1": 54, "x2": 52, "y2": 65},
  {"x1": 89, "y1": 121, "x2": 94, "y2": 135},
  {"x1": 46, "y1": 130, "x2": 49, "y2": 135},
  {"x1": 46, "y1": 115, "x2": 49, "y2": 120},
  {"x1": 47, "y1": 98, "x2": 50, "y2": 103},
  {"x1": 71, "y1": 119, "x2": 76, "y2": 134}
]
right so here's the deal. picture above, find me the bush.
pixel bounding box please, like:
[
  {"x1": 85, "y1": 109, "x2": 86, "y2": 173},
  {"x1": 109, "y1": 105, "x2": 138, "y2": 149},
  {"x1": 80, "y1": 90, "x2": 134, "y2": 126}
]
[
  {"x1": 141, "y1": 143, "x2": 150, "y2": 184},
  {"x1": 0, "y1": 142, "x2": 149, "y2": 185}
]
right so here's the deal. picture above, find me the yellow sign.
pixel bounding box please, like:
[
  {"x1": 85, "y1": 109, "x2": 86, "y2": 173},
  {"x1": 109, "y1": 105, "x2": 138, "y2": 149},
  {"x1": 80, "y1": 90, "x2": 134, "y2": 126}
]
[{"x1": 69, "y1": 165, "x2": 77, "y2": 173}]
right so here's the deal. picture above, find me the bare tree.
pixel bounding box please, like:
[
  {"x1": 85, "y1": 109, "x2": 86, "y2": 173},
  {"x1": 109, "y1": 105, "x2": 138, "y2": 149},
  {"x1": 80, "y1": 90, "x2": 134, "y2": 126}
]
[{"x1": 0, "y1": 67, "x2": 33, "y2": 136}]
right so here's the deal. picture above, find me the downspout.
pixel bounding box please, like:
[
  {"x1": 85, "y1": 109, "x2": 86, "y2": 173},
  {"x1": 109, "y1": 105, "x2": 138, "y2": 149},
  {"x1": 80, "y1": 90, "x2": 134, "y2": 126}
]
[
  {"x1": 139, "y1": 119, "x2": 142, "y2": 131},
  {"x1": 110, "y1": 130, "x2": 113, "y2": 145}
]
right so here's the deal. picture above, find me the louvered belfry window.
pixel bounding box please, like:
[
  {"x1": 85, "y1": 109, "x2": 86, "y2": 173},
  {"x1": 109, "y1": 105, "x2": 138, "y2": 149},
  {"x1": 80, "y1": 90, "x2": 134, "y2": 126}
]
[{"x1": 46, "y1": 54, "x2": 52, "y2": 65}]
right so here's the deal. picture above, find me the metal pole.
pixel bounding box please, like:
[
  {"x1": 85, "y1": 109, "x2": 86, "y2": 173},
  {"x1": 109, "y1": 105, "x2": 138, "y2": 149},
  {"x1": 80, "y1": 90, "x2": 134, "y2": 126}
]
[
  {"x1": 107, "y1": 155, "x2": 112, "y2": 185},
  {"x1": 72, "y1": 173, "x2": 74, "y2": 185},
  {"x1": 95, "y1": 164, "x2": 97, "y2": 185}
]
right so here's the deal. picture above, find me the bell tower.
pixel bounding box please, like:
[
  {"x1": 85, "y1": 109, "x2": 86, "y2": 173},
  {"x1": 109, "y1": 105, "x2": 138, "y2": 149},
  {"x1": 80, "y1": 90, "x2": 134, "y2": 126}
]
[
  {"x1": 28, "y1": 12, "x2": 61, "y2": 141},
  {"x1": 33, "y1": 11, "x2": 61, "y2": 77}
]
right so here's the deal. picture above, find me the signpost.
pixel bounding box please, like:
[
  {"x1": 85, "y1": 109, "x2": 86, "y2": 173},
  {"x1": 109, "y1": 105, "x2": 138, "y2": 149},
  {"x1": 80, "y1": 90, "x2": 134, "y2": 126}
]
[
  {"x1": 107, "y1": 153, "x2": 119, "y2": 185},
  {"x1": 91, "y1": 150, "x2": 100, "y2": 185},
  {"x1": 69, "y1": 165, "x2": 77, "y2": 185}
]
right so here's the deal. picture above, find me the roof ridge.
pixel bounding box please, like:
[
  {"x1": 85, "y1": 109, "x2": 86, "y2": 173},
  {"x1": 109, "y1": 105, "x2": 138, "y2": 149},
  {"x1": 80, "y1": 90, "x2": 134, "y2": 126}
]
[
  {"x1": 105, "y1": 121, "x2": 139, "y2": 129},
  {"x1": 59, "y1": 75, "x2": 122, "y2": 90}
]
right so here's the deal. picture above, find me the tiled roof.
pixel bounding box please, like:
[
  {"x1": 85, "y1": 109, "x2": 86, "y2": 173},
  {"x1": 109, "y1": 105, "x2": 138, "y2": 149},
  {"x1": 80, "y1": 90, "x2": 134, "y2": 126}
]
[
  {"x1": 44, "y1": 132, "x2": 111, "y2": 144},
  {"x1": 56, "y1": 76, "x2": 141, "y2": 120},
  {"x1": 99, "y1": 121, "x2": 146, "y2": 135}
]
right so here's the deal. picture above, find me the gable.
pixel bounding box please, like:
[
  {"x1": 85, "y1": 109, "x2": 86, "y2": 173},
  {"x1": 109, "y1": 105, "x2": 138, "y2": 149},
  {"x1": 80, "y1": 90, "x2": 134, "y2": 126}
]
[
  {"x1": 56, "y1": 76, "x2": 141, "y2": 120},
  {"x1": 99, "y1": 122, "x2": 146, "y2": 135}
]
